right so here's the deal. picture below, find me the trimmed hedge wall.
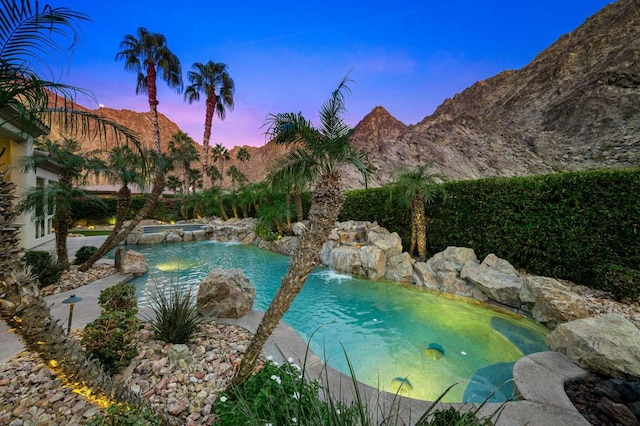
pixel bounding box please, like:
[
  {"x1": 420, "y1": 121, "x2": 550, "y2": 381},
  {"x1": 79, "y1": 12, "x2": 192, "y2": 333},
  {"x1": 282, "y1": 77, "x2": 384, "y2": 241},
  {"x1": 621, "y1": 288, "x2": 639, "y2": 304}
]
[{"x1": 341, "y1": 168, "x2": 640, "y2": 292}]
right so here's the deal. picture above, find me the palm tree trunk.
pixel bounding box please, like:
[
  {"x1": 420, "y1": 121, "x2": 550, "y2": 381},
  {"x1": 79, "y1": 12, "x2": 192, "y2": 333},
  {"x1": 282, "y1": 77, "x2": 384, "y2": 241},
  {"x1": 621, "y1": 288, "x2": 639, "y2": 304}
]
[
  {"x1": 410, "y1": 196, "x2": 418, "y2": 257},
  {"x1": 0, "y1": 170, "x2": 180, "y2": 425},
  {"x1": 415, "y1": 194, "x2": 427, "y2": 262},
  {"x1": 78, "y1": 173, "x2": 165, "y2": 272},
  {"x1": 53, "y1": 194, "x2": 70, "y2": 267},
  {"x1": 201, "y1": 90, "x2": 216, "y2": 173},
  {"x1": 231, "y1": 200, "x2": 239, "y2": 219},
  {"x1": 146, "y1": 61, "x2": 161, "y2": 155},
  {"x1": 218, "y1": 198, "x2": 229, "y2": 221},
  {"x1": 293, "y1": 186, "x2": 304, "y2": 222},
  {"x1": 231, "y1": 172, "x2": 344, "y2": 387}
]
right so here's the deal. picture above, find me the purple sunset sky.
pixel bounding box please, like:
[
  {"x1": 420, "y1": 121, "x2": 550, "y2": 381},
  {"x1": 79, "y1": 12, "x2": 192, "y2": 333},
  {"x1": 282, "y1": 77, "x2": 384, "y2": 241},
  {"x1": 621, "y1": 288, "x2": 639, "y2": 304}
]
[{"x1": 59, "y1": 0, "x2": 613, "y2": 149}]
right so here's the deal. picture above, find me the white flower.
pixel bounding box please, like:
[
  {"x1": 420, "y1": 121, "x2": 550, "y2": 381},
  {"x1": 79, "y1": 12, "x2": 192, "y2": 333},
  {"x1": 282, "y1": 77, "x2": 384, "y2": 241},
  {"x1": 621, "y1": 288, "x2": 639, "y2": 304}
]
[
  {"x1": 292, "y1": 417, "x2": 297, "y2": 423},
  {"x1": 267, "y1": 355, "x2": 273, "y2": 361},
  {"x1": 219, "y1": 395, "x2": 228, "y2": 403},
  {"x1": 287, "y1": 357, "x2": 294, "y2": 363},
  {"x1": 265, "y1": 423, "x2": 273, "y2": 426},
  {"x1": 336, "y1": 409, "x2": 341, "y2": 415},
  {"x1": 270, "y1": 374, "x2": 282, "y2": 385},
  {"x1": 292, "y1": 392, "x2": 300, "y2": 400}
]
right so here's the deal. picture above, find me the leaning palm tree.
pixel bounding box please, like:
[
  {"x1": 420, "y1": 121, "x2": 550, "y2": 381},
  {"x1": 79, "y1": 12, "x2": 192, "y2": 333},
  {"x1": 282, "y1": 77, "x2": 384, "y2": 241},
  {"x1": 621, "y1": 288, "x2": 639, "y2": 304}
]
[
  {"x1": 386, "y1": 164, "x2": 444, "y2": 261},
  {"x1": 20, "y1": 138, "x2": 103, "y2": 266},
  {"x1": 184, "y1": 61, "x2": 234, "y2": 174},
  {"x1": 231, "y1": 75, "x2": 372, "y2": 386}
]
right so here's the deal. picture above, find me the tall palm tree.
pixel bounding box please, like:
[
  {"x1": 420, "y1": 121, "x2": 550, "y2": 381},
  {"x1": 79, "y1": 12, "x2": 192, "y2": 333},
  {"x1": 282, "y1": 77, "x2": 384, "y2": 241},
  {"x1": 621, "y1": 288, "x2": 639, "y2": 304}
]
[
  {"x1": 166, "y1": 175, "x2": 182, "y2": 194},
  {"x1": 207, "y1": 164, "x2": 223, "y2": 188},
  {"x1": 168, "y1": 130, "x2": 198, "y2": 194},
  {"x1": 386, "y1": 164, "x2": 444, "y2": 261},
  {"x1": 184, "y1": 61, "x2": 234, "y2": 174},
  {"x1": 78, "y1": 145, "x2": 146, "y2": 271},
  {"x1": 211, "y1": 143, "x2": 230, "y2": 184},
  {"x1": 231, "y1": 75, "x2": 372, "y2": 386},
  {"x1": 82, "y1": 27, "x2": 184, "y2": 269},
  {"x1": 20, "y1": 138, "x2": 103, "y2": 266},
  {"x1": 236, "y1": 146, "x2": 251, "y2": 173},
  {"x1": 116, "y1": 27, "x2": 182, "y2": 156}
]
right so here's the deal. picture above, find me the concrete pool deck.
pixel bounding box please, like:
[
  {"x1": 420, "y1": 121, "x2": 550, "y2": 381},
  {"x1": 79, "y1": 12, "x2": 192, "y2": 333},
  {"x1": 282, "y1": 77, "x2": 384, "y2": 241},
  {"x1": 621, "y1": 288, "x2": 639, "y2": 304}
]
[{"x1": 0, "y1": 236, "x2": 591, "y2": 425}]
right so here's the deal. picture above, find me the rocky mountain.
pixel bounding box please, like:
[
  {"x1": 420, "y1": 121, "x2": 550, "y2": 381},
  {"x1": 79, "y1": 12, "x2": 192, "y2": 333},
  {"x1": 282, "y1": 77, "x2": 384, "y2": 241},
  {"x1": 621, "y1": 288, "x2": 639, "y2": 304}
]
[
  {"x1": 50, "y1": 0, "x2": 639, "y2": 190},
  {"x1": 348, "y1": 0, "x2": 640, "y2": 186}
]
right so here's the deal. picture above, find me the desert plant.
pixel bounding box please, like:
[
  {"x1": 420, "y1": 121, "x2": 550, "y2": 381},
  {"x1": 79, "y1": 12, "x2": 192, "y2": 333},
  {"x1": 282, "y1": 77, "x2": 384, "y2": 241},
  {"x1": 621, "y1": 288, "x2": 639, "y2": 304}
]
[
  {"x1": 23, "y1": 250, "x2": 65, "y2": 287},
  {"x1": 82, "y1": 310, "x2": 139, "y2": 375},
  {"x1": 417, "y1": 406, "x2": 493, "y2": 426},
  {"x1": 216, "y1": 359, "x2": 359, "y2": 425},
  {"x1": 98, "y1": 283, "x2": 138, "y2": 313},
  {"x1": 145, "y1": 283, "x2": 202, "y2": 344},
  {"x1": 73, "y1": 245, "x2": 98, "y2": 265},
  {"x1": 86, "y1": 403, "x2": 163, "y2": 426}
]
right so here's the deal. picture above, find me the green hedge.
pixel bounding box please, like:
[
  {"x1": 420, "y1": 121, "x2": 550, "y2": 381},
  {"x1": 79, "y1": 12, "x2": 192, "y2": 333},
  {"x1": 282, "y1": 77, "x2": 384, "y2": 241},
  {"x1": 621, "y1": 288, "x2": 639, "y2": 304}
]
[{"x1": 342, "y1": 168, "x2": 640, "y2": 292}]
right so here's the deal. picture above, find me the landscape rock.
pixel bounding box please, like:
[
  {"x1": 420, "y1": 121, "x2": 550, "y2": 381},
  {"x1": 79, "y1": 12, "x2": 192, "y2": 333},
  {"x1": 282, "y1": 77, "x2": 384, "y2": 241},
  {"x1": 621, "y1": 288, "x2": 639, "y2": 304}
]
[
  {"x1": 481, "y1": 253, "x2": 519, "y2": 276},
  {"x1": 165, "y1": 229, "x2": 183, "y2": 243},
  {"x1": 428, "y1": 247, "x2": 479, "y2": 271},
  {"x1": 120, "y1": 250, "x2": 148, "y2": 275},
  {"x1": 460, "y1": 261, "x2": 523, "y2": 307},
  {"x1": 546, "y1": 314, "x2": 640, "y2": 380},
  {"x1": 357, "y1": 245, "x2": 386, "y2": 280},
  {"x1": 197, "y1": 268, "x2": 255, "y2": 319},
  {"x1": 369, "y1": 230, "x2": 403, "y2": 258},
  {"x1": 523, "y1": 276, "x2": 592, "y2": 328},
  {"x1": 412, "y1": 262, "x2": 439, "y2": 289},
  {"x1": 385, "y1": 252, "x2": 414, "y2": 283},
  {"x1": 138, "y1": 232, "x2": 165, "y2": 245}
]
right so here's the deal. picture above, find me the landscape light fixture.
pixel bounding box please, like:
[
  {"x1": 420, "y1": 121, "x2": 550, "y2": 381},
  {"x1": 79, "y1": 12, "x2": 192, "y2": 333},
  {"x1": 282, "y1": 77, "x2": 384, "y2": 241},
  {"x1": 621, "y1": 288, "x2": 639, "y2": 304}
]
[{"x1": 61, "y1": 294, "x2": 82, "y2": 334}]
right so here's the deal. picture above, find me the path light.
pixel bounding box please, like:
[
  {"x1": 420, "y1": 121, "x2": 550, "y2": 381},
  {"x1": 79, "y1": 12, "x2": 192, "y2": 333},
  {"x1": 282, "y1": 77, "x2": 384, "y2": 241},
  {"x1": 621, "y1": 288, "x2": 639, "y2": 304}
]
[{"x1": 62, "y1": 294, "x2": 82, "y2": 334}]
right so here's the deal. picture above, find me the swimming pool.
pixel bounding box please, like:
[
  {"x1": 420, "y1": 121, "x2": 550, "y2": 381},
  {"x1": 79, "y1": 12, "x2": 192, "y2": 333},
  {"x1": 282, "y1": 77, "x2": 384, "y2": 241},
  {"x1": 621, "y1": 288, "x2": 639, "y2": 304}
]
[{"x1": 126, "y1": 240, "x2": 549, "y2": 403}]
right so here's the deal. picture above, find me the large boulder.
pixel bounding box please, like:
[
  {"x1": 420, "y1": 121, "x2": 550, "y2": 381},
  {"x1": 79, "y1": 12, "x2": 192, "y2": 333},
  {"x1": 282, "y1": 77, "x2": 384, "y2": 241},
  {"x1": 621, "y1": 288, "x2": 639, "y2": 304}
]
[
  {"x1": 460, "y1": 262, "x2": 523, "y2": 307},
  {"x1": 197, "y1": 268, "x2": 255, "y2": 319},
  {"x1": 138, "y1": 232, "x2": 165, "y2": 245},
  {"x1": 358, "y1": 245, "x2": 386, "y2": 280},
  {"x1": 481, "y1": 253, "x2": 518, "y2": 276},
  {"x1": 385, "y1": 252, "x2": 414, "y2": 283},
  {"x1": 522, "y1": 276, "x2": 592, "y2": 329},
  {"x1": 412, "y1": 262, "x2": 439, "y2": 289},
  {"x1": 546, "y1": 314, "x2": 640, "y2": 380},
  {"x1": 330, "y1": 246, "x2": 361, "y2": 275},
  {"x1": 369, "y1": 229, "x2": 403, "y2": 258},
  {"x1": 120, "y1": 250, "x2": 148, "y2": 275},
  {"x1": 428, "y1": 247, "x2": 479, "y2": 271}
]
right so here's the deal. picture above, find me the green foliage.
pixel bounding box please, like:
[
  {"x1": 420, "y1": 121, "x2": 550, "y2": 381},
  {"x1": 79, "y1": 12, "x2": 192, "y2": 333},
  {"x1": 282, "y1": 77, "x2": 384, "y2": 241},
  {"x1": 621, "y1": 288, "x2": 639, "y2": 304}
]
[
  {"x1": 253, "y1": 219, "x2": 279, "y2": 241},
  {"x1": 594, "y1": 264, "x2": 640, "y2": 301},
  {"x1": 73, "y1": 246, "x2": 98, "y2": 265},
  {"x1": 215, "y1": 360, "x2": 358, "y2": 425},
  {"x1": 81, "y1": 310, "x2": 138, "y2": 375},
  {"x1": 98, "y1": 283, "x2": 138, "y2": 313},
  {"x1": 145, "y1": 283, "x2": 202, "y2": 344},
  {"x1": 85, "y1": 403, "x2": 162, "y2": 426},
  {"x1": 417, "y1": 406, "x2": 493, "y2": 426},
  {"x1": 71, "y1": 195, "x2": 180, "y2": 223},
  {"x1": 23, "y1": 250, "x2": 65, "y2": 287},
  {"x1": 342, "y1": 168, "x2": 640, "y2": 290}
]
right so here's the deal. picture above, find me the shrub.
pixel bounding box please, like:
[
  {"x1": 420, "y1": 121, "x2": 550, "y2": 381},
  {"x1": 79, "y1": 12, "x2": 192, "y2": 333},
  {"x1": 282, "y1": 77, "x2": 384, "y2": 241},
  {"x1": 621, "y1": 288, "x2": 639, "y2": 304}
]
[
  {"x1": 253, "y1": 220, "x2": 279, "y2": 242},
  {"x1": 594, "y1": 263, "x2": 640, "y2": 301},
  {"x1": 98, "y1": 283, "x2": 138, "y2": 313},
  {"x1": 23, "y1": 250, "x2": 65, "y2": 287},
  {"x1": 73, "y1": 245, "x2": 98, "y2": 265},
  {"x1": 82, "y1": 310, "x2": 139, "y2": 375},
  {"x1": 417, "y1": 406, "x2": 493, "y2": 425},
  {"x1": 145, "y1": 283, "x2": 201, "y2": 344},
  {"x1": 215, "y1": 359, "x2": 359, "y2": 425},
  {"x1": 85, "y1": 403, "x2": 162, "y2": 426}
]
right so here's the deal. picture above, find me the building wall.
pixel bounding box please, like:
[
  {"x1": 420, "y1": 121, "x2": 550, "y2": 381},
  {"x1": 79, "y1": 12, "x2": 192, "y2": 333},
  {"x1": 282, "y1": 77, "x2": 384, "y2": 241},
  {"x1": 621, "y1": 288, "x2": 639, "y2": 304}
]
[{"x1": 0, "y1": 130, "x2": 56, "y2": 250}]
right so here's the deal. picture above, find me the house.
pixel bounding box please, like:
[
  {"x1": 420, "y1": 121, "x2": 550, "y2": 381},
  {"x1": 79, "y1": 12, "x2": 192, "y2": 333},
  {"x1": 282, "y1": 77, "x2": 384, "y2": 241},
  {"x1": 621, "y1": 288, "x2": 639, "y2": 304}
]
[{"x1": 0, "y1": 105, "x2": 58, "y2": 250}]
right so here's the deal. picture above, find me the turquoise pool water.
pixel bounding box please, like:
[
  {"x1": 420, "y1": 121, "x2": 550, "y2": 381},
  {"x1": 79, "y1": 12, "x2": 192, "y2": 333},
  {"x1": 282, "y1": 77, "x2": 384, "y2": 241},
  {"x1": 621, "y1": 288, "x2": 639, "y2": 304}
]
[{"x1": 126, "y1": 240, "x2": 549, "y2": 403}]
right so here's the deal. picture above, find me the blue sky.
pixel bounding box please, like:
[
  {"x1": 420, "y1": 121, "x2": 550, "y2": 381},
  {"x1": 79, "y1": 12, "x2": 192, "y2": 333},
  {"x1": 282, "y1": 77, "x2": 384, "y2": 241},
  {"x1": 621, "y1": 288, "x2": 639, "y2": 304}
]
[{"x1": 59, "y1": 0, "x2": 613, "y2": 148}]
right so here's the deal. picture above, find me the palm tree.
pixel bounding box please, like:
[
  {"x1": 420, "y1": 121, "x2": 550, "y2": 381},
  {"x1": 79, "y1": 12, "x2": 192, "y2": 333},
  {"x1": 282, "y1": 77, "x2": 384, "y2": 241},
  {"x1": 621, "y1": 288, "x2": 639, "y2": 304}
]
[
  {"x1": 211, "y1": 143, "x2": 230, "y2": 183},
  {"x1": 184, "y1": 61, "x2": 234, "y2": 174},
  {"x1": 78, "y1": 145, "x2": 147, "y2": 271},
  {"x1": 236, "y1": 146, "x2": 251, "y2": 173},
  {"x1": 231, "y1": 75, "x2": 371, "y2": 385},
  {"x1": 386, "y1": 164, "x2": 444, "y2": 261},
  {"x1": 81, "y1": 27, "x2": 184, "y2": 269},
  {"x1": 116, "y1": 27, "x2": 182, "y2": 156},
  {"x1": 20, "y1": 138, "x2": 103, "y2": 266},
  {"x1": 166, "y1": 175, "x2": 182, "y2": 194},
  {"x1": 168, "y1": 130, "x2": 198, "y2": 193},
  {"x1": 207, "y1": 164, "x2": 223, "y2": 188}
]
